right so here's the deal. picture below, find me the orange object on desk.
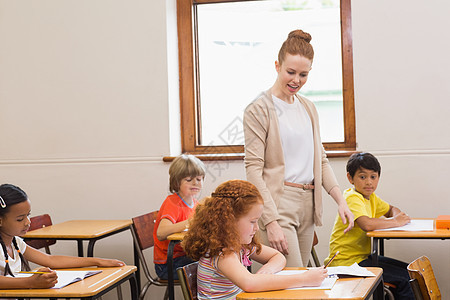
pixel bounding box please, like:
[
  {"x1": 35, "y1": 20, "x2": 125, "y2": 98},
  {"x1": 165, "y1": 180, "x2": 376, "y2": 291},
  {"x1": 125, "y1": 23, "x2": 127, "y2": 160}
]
[{"x1": 436, "y1": 215, "x2": 450, "y2": 229}]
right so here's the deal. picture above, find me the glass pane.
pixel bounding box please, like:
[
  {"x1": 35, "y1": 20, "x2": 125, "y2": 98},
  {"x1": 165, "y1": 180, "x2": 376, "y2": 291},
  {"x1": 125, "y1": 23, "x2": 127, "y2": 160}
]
[{"x1": 197, "y1": 0, "x2": 343, "y2": 146}]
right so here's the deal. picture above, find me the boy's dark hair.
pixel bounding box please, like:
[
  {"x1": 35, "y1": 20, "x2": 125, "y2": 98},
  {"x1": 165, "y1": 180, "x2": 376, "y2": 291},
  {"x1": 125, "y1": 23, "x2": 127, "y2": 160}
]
[{"x1": 346, "y1": 152, "x2": 381, "y2": 177}]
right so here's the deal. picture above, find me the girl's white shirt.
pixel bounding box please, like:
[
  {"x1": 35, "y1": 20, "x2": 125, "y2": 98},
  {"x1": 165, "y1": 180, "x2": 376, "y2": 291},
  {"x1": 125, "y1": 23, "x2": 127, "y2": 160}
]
[
  {"x1": 0, "y1": 237, "x2": 27, "y2": 276},
  {"x1": 272, "y1": 95, "x2": 314, "y2": 184}
]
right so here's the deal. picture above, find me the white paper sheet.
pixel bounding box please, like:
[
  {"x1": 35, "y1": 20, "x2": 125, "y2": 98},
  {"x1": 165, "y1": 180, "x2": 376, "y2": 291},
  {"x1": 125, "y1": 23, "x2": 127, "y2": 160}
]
[
  {"x1": 374, "y1": 219, "x2": 434, "y2": 231},
  {"x1": 275, "y1": 270, "x2": 338, "y2": 290},
  {"x1": 327, "y1": 263, "x2": 376, "y2": 277}
]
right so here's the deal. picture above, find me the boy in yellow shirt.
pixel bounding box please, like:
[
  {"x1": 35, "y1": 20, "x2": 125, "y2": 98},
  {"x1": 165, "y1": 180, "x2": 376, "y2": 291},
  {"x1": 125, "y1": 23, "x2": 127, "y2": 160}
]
[{"x1": 325, "y1": 152, "x2": 414, "y2": 299}]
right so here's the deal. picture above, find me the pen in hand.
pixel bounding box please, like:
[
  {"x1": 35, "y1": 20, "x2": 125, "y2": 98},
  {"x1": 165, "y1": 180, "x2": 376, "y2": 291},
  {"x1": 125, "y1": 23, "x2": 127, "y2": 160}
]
[{"x1": 324, "y1": 250, "x2": 339, "y2": 269}]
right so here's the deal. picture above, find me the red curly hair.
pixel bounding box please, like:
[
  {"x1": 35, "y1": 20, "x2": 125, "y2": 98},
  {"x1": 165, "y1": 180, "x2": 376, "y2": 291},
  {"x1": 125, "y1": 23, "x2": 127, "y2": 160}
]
[{"x1": 182, "y1": 180, "x2": 263, "y2": 261}]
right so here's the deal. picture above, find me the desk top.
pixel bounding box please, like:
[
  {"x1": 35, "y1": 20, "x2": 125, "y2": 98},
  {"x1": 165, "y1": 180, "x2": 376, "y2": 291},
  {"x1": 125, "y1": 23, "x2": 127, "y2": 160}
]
[
  {"x1": 367, "y1": 219, "x2": 450, "y2": 238},
  {"x1": 237, "y1": 267, "x2": 382, "y2": 300},
  {"x1": 167, "y1": 231, "x2": 186, "y2": 241},
  {"x1": 22, "y1": 220, "x2": 132, "y2": 239},
  {"x1": 0, "y1": 265, "x2": 136, "y2": 298}
]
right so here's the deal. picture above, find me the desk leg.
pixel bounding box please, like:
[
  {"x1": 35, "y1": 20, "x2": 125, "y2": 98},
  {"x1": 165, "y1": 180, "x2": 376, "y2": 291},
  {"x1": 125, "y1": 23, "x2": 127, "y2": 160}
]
[
  {"x1": 379, "y1": 238, "x2": 384, "y2": 256},
  {"x1": 87, "y1": 240, "x2": 97, "y2": 257},
  {"x1": 371, "y1": 237, "x2": 379, "y2": 266},
  {"x1": 77, "y1": 240, "x2": 84, "y2": 257},
  {"x1": 167, "y1": 240, "x2": 179, "y2": 300},
  {"x1": 129, "y1": 273, "x2": 139, "y2": 300},
  {"x1": 373, "y1": 276, "x2": 384, "y2": 300}
]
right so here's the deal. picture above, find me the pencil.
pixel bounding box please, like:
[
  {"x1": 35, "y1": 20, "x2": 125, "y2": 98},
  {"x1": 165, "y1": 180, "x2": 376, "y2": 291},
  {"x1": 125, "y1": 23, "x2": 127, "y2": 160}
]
[
  {"x1": 324, "y1": 250, "x2": 339, "y2": 268},
  {"x1": 18, "y1": 271, "x2": 51, "y2": 274}
]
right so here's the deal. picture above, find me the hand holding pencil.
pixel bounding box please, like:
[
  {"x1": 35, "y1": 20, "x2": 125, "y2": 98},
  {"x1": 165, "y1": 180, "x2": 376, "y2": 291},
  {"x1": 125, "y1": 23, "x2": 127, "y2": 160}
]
[{"x1": 24, "y1": 267, "x2": 58, "y2": 288}]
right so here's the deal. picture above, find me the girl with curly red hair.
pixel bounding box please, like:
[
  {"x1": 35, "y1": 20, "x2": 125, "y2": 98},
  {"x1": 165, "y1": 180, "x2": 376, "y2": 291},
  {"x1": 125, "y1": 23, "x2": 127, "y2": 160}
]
[{"x1": 182, "y1": 180, "x2": 327, "y2": 299}]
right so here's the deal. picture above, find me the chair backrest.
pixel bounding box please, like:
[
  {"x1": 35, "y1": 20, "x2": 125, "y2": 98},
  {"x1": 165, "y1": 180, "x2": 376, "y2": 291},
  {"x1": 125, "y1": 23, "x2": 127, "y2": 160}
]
[
  {"x1": 131, "y1": 211, "x2": 160, "y2": 285},
  {"x1": 177, "y1": 262, "x2": 198, "y2": 300},
  {"x1": 407, "y1": 256, "x2": 441, "y2": 300},
  {"x1": 25, "y1": 214, "x2": 56, "y2": 254},
  {"x1": 132, "y1": 211, "x2": 158, "y2": 251}
]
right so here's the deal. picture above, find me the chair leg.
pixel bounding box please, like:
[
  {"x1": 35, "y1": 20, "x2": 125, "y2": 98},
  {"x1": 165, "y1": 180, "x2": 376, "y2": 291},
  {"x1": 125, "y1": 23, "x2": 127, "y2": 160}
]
[
  {"x1": 383, "y1": 285, "x2": 395, "y2": 300},
  {"x1": 139, "y1": 281, "x2": 152, "y2": 300},
  {"x1": 311, "y1": 248, "x2": 320, "y2": 267},
  {"x1": 163, "y1": 287, "x2": 169, "y2": 300}
]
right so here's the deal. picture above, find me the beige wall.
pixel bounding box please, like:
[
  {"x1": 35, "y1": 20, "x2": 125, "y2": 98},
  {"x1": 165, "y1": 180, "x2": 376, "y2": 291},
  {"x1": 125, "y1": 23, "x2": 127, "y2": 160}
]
[{"x1": 0, "y1": 0, "x2": 449, "y2": 299}]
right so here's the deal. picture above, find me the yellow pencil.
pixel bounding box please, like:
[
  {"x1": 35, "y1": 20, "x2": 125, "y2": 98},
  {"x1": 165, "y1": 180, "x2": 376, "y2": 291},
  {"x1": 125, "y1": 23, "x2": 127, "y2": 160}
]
[
  {"x1": 18, "y1": 271, "x2": 51, "y2": 274},
  {"x1": 324, "y1": 250, "x2": 339, "y2": 268}
]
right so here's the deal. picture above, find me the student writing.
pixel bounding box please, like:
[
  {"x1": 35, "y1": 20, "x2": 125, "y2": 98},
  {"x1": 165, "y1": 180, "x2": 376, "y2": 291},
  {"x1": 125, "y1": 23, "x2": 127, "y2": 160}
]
[
  {"x1": 0, "y1": 183, "x2": 124, "y2": 289},
  {"x1": 325, "y1": 153, "x2": 414, "y2": 299},
  {"x1": 153, "y1": 154, "x2": 206, "y2": 280},
  {"x1": 182, "y1": 180, "x2": 327, "y2": 300}
]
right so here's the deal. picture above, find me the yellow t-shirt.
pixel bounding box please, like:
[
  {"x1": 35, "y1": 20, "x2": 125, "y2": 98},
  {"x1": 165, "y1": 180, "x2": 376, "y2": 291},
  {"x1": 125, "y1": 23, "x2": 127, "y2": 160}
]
[{"x1": 325, "y1": 188, "x2": 390, "y2": 266}]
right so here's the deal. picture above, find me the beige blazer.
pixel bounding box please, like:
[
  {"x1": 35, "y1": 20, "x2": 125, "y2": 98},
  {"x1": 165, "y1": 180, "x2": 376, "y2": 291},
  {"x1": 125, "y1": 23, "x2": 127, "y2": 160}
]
[{"x1": 243, "y1": 89, "x2": 339, "y2": 227}]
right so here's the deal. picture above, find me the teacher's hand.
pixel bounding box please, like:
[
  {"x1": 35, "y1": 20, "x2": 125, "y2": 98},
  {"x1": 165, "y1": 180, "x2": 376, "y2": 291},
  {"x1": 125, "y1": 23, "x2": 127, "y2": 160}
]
[
  {"x1": 265, "y1": 221, "x2": 289, "y2": 255},
  {"x1": 338, "y1": 203, "x2": 354, "y2": 233},
  {"x1": 329, "y1": 186, "x2": 355, "y2": 233}
]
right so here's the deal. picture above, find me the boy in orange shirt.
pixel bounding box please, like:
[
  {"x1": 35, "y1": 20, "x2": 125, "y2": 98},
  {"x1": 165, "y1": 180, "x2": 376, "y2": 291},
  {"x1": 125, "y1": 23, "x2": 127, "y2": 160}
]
[{"x1": 153, "y1": 154, "x2": 205, "y2": 280}]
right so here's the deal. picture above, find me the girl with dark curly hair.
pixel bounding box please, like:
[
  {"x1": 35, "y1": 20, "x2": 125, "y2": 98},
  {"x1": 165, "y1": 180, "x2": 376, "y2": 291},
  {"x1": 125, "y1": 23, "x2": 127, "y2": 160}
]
[{"x1": 182, "y1": 180, "x2": 327, "y2": 299}]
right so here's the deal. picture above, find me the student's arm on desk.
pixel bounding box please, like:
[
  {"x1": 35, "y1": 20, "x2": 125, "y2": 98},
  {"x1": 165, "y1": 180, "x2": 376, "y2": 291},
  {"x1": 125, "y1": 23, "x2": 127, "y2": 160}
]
[
  {"x1": 217, "y1": 245, "x2": 327, "y2": 292},
  {"x1": 156, "y1": 218, "x2": 188, "y2": 241},
  {"x1": 357, "y1": 205, "x2": 411, "y2": 231},
  {"x1": 24, "y1": 246, "x2": 125, "y2": 269},
  {"x1": 253, "y1": 244, "x2": 286, "y2": 274},
  {"x1": 0, "y1": 267, "x2": 57, "y2": 289}
]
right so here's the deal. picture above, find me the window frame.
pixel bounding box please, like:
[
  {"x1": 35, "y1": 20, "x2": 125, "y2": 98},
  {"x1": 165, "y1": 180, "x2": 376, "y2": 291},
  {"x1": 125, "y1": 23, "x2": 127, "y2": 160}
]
[{"x1": 176, "y1": 0, "x2": 356, "y2": 156}]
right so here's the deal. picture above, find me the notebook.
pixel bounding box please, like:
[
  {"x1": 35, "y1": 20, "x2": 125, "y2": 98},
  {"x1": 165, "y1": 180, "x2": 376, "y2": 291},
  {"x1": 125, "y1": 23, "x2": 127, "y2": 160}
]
[
  {"x1": 15, "y1": 270, "x2": 102, "y2": 289},
  {"x1": 275, "y1": 270, "x2": 338, "y2": 290}
]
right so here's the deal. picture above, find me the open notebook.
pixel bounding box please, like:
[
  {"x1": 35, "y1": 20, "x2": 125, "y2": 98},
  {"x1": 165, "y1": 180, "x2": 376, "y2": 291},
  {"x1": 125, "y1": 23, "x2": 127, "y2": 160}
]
[
  {"x1": 274, "y1": 264, "x2": 375, "y2": 291},
  {"x1": 275, "y1": 270, "x2": 338, "y2": 290},
  {"x1": 15, "y1": 270, "x2": 102, "y2": 289}
]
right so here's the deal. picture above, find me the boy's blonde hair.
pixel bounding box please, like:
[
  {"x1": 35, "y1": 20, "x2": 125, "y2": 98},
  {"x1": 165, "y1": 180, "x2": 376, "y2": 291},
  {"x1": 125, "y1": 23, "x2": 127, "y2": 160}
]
[{"x1": 169, "y1": 154, "x2": 206, "y2": 193}]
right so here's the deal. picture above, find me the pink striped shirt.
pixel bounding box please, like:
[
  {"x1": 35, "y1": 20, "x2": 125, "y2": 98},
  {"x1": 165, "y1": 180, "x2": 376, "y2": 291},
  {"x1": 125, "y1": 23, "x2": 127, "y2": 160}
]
[{"x1": 197, "y1": 247, "x2": 256, "y2": 300}]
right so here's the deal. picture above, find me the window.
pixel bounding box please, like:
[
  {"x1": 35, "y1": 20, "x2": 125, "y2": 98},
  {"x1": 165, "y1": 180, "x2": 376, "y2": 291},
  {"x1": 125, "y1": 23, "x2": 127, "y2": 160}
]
[{"x1": 177, "y1": 0, "x2": 355, "y2": 157}]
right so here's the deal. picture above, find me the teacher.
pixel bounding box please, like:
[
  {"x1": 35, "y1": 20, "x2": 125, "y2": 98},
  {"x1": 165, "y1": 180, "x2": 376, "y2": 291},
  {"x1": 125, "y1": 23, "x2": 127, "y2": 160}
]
[{"x1": 243, "y1": 29, "x2": 354, "y2": 267}]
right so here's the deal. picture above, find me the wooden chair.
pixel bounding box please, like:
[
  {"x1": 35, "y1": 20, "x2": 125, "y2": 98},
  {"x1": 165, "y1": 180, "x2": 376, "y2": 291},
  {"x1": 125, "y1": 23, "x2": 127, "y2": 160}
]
[
  {"x1": 177, "y1": 262, "x2": 198, "y2": 300},
  {"x1": 131, "y1": 211, "x2": 180, "y2": 300},
  {"x1": 25, "y1": 214, "x2": 56, "y2": 254},
  {"x1": 407, "y1": 256, "x2": 441, "y2": 300}
]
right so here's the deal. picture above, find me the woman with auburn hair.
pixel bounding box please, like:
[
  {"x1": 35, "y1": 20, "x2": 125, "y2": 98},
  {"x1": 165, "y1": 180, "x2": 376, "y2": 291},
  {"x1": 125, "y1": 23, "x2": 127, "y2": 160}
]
[
  {"x1": 182, "y1": 180, "x2": 327, "y2": 299},
  {"x1": 243, "y1": 29, "x2": 354, "y2": 267}
]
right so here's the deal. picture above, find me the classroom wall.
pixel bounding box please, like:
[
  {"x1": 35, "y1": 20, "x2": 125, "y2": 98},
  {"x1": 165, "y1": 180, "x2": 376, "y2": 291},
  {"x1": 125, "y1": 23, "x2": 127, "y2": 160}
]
[{"x1": 0, "y1": 0, "x2": 449, "y2": 299}]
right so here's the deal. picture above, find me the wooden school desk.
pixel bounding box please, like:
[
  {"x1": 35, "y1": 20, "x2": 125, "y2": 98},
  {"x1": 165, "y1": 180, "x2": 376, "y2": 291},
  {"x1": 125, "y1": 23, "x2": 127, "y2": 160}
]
[
  {"x1": 367, "y1": 218, "x2": 450, "y2": 265},
  {"x1": 23, "y1": 219, "x2": 133, "y2": 257},
  {"x1": 167, "y1": 231, "x2": 187, "y2": 300},
  {"x1": 23, "y1": 219, "x2": 141, "y2": 290},
  {"x1": 0, "y1": 266, "x2": 138, "y2": 300},
  {"x1": 237, "y1": 267, "x2": 384, "y2": 300}
]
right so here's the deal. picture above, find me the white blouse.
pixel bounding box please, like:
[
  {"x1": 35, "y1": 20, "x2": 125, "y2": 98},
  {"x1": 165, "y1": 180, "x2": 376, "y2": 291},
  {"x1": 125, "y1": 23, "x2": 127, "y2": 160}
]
[{"x1": 273, "y1": 95, "x2": 314, "y2": 184}]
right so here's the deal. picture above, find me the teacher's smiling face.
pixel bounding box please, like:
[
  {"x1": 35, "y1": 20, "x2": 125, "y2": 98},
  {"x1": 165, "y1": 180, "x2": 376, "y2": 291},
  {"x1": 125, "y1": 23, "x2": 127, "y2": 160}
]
[{"x1": 273, "y1": 54, "x2": 312, "y2": 103}]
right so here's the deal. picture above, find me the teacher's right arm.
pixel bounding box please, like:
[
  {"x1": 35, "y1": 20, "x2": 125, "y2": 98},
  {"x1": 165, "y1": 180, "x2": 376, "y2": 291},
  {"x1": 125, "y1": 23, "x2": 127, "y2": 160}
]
[{"x1": 243, "y1": 102, "x2": 289, "y2": 254}]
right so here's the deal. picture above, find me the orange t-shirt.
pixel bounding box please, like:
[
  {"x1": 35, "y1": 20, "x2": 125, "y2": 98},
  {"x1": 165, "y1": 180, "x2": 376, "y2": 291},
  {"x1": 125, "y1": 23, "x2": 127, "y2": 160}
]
[{"x1": 153, "y1": 193, "x2": 197, "y2": 264}]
